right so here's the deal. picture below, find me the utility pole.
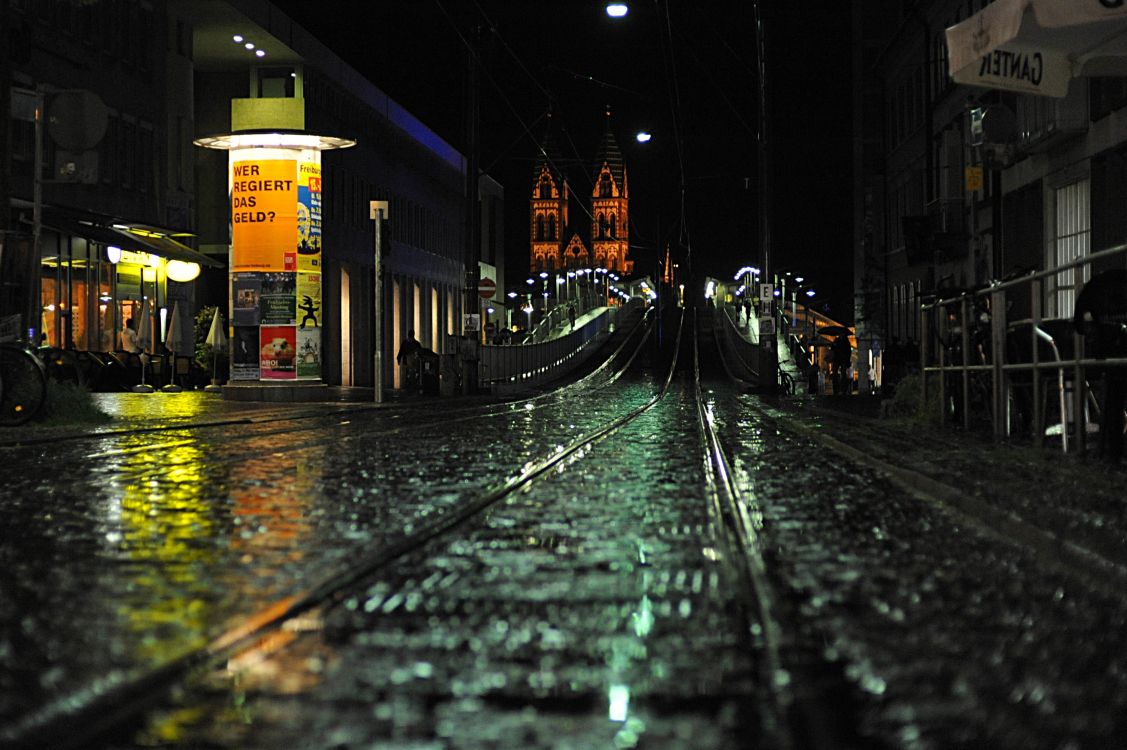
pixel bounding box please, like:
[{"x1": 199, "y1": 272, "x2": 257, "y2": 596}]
[
  {"x1": 464, "y1": 25, "x2": 481, "y2": 330},
  {"x1": 370, "y1": 200, "x2": 388, "y2": 402},
  {"x1": 753, "y1": 0, "x2": 778, "y2": 391},
  {"x1": 0, "y1": 1, "x2": 12, "y2": 323}
]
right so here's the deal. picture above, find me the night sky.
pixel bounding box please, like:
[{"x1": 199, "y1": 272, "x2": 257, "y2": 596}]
[{"x1": 269, "y1": 1, "x2": 853, "y2": 321}]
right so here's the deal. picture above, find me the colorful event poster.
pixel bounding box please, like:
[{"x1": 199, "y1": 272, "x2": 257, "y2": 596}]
[
  {"x1": 297, "y1": 158, "x2": 322, "y2": 272},
  {"x1": 231, "y1": 158, "x2": 297, "y2": 271},
  {"x1": 296, "y1": 272, "x2": 321, "y2": 329},
  {"x1": 231, "y1": 326, "x2": 260, "y2": 380},
  {"x1": 260, "y1": 325, "x2": 297, "y2": 379},
  {"x1": 260, "y1": 273, "x2": 296, "y2": 325},
  {"x1": 232, "y1": 274, "x2": 262, "y2": 326},
  {"x1": 296, "y1": 327, "x2": 321, "y2": 380}
]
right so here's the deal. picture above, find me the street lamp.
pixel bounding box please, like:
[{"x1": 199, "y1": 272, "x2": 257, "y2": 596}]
[{"x1": 606, "y1": 2, "x2": 628, "y2": 18}]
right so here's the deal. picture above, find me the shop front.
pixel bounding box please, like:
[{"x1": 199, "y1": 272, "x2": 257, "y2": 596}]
[{"x1": 34, "y1": 210, "x2": 222, "y2": 383}]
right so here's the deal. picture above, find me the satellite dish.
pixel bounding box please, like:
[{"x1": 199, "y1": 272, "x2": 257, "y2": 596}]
[{"x1": 48, "y1": 90, "x2": 109, "y2": 151}]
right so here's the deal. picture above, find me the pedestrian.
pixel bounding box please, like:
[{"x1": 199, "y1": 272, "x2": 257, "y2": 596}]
[
  {"x1": 120, "y1": 318, "x2": 141, "y2": 354},
  {"x1": 397, "y1": 329, "x2": 422, "y2": 389},
  {"x1": 831, "y1": 332, "x2": 851, "y2": 395},
  {"x1": 568, "y1": 304, "x2": 576, "y2": 330},
  {"x1": 459, "y1": 333, "x2": 479, "y2": 395}
]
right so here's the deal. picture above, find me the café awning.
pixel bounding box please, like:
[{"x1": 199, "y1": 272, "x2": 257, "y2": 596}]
[
  {"x1": 31, "y1": 205, "x2": 223, "y2": 268},
  {"x1": 946, "y1": 0, "x2": 1127, "y2": 98}
]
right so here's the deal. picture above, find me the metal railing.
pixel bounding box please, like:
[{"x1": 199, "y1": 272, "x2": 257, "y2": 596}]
[
  {"x1": 479, "y1": 306, "x2": 619, "y2": 393},
  {"x1": 921, "y1": 243, "x2": 1127, "y2": 451},
  {"x1": 717, "y1": 303, "x2": 761, "y2": 380}
]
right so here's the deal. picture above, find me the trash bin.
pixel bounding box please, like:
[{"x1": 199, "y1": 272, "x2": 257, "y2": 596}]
[{"x1": 418, "y1": 349, "x2": 439, "y2": 395}]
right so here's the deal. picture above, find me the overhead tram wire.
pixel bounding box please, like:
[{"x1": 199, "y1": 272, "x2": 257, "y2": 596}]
[
  {"x1": 657, "y1": 0, "x2": 691, "y2": 267},
  {"x1": 435, "y1": 0, "x2": 601, "y2": 230}
]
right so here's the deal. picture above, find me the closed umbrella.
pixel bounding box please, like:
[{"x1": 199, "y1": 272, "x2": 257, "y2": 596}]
[
  {"x1": 160, "y1": 300, "x2": 184, "y2": 392},
  {"x1": 946, "y1": 0, "x2": 1127, "y2": 98},
  {"x1": 204, "y1": 308, "x2": 226, "y2": 393},
  {"x1": 131, "y1": 298, "x2": 154, "y2": 393}
]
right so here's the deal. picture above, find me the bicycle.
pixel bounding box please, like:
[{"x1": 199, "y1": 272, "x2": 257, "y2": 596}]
[{"x1": 0, "y1": 341, "x2": 49, "y2": 426}]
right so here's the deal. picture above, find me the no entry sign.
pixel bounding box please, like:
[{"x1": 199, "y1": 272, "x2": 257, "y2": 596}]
[{"x1": 478, "y1": 278, "x2": 496, "y2": 299}]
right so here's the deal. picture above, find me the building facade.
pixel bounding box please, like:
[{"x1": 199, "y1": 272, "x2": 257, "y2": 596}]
[
  {"x1": 854, "y1": 0, "x2": 1127, "y2": 375},
  {"x1": 1, "y1": 0, "x2": 501, "y2": 394}
]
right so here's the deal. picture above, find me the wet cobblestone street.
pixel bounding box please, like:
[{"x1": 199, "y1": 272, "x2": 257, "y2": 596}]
[
  {"x1": 4, "y1": 327, "x2": 1127, "y2": 748},
  {"x1": 139, "y1": 378, "x2": 758, "y2": 749}
]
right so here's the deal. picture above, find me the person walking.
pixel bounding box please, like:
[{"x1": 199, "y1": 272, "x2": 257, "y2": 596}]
[
  {"x1": 568, "y1": 304, "x2": 577, "y2": 330},
  {"x1": 396, "y1": 329, "x2": 422, "y2": 390},
  {"x1": 831, "y1": 332, "x2": 851, "y2": 396}
]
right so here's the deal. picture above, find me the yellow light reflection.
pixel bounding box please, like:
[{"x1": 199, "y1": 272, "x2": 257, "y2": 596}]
[{"x1": 109, "y1": 431, "x2": 324, "y2": 743}]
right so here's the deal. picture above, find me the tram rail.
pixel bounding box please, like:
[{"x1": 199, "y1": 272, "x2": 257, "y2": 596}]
[
  {"x1": 708, "y1": 307, "x2": 1127, "y2": 605},
  {"x1": 3, "y1": 308, "x2": 668, "y2": 749}
]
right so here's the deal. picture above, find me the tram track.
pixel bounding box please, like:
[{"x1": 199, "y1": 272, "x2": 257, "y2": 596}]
[
  {"x1": 4, "y1": 309, "x2": 678, "y2": 750},
  {"x1": 2, "y1": 309, "x2": 654, "y2": 454},
  {"x1": 693, "y1": 310, "x2": 877, "y2": 750},
  {"x1": 5, "y1": 309, "x2": 653, "y2": 472},
  {"x1": 707, "y1": 308, "x2": 1127, "y2": 604}
]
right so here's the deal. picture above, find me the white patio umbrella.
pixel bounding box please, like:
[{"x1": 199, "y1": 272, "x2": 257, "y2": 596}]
[
  {"x1": 160, "y1": 300, "x2": 184, "y2": 392},
  {"x1": 204, "y1": 307, "x2": 227, "y2": 393},
  {"x1": 947, "y1": 0, "x2": 1127, "y2": 98},
  {"x1": 131, "y1": 298, "x2": 154, "y2": 393}
]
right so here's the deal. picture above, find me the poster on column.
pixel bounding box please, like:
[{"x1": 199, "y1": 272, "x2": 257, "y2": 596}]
[
  {"x1": 296, "y1": 272, "x2": 321, "y2": 329},
  {"x1": 296, "y1": 327, "x2": 321, "y2": 379},
  {"x1": 232, "y1": 326, "x2": 260, "y2": 380},
  {"x1": 231, "y1": 158, "x2": 297, "y2": 272},
  {"x1": 260, "y1": 272, "x2": 297, "y2": 325},
  {"x1": 232, "y1": 274, "x2": 262, "y2": 326},
  {"x1": 297, "y1": 158, "x2": 322, "y2": 272},
  {"x1": 260, "y1": 325, "x2": 297, "y2": 379}
]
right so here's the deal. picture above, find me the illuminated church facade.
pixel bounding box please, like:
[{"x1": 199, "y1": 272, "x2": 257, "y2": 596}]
[{"x1": 529, "y1": 113, "x2": 634, "y2": 274}]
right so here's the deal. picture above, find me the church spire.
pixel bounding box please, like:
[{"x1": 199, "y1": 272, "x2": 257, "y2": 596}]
[{"x1": 594, "y1": 106, "x2": 626, "y2": 196}]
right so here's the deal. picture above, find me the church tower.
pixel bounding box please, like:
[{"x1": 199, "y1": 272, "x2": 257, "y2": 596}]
[
  {"x1": 529, "y1": 116, "x2": 568, "y2": 273},
  {"x1": 590, "y1": 109, "x2": 633, "y2": 273}
]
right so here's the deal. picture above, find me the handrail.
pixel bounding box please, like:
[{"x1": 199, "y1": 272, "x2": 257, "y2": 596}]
[
  {"x1": 919, "y1": 243, "x2": 1127, "y2": 451},
  {"x1": 922, "y1": 242, "x2": 1127, "y2": 311}
]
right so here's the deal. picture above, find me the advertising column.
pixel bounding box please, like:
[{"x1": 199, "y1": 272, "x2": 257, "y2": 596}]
[{"x1": 228, "y1": 149, "x2": 323, "y2": 382}]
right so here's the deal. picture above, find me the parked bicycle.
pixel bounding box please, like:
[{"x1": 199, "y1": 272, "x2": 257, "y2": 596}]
[{"x1": 0, "y1": 341, "x2": 48, "y2": 426}]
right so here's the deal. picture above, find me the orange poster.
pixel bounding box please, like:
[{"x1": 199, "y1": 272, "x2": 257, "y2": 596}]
[{"x1": 231, "y1": 159, "x2": 297, "y2": 271}]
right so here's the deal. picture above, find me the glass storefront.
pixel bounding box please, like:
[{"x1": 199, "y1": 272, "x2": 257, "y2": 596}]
[{"x1": 38, "y1": 229, "x2": 170, "y2": 354}]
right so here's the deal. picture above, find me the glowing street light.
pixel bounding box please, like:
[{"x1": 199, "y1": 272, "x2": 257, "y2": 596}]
[
  {"x1": 606, "y1": 3, "x2": 628, "y2": 18},
  {"x1": 635, "y1": 131, "x2": 652, "y2": 143}
]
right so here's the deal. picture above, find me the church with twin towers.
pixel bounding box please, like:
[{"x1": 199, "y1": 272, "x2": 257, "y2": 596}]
[{"x1": 528, "y1": 110, "x2": 635, "y2": 275}]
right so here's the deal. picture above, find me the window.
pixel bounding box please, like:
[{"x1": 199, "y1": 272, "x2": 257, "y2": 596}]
[
  {"x1": 1052, "y1": 179, "x2": 1090, "y2": 318},
  {"x1": 597, "y1": 212, "x2": 606, "y2": 239},
  {"x1": 536, "y1": 214, "x2": 545, "y2": 241},
  {"x1": 609, "y1": 214, "x2": 617, "y2": 238},
  {"x1": 548, "y1": 214, "x2": 556, "y2": 240},
  {"x1": 599, "y1": 173, "x2": 612, "y2": 197},
  {"x1": 539, "y1": 178, "x2": 551, "y2": 199}
]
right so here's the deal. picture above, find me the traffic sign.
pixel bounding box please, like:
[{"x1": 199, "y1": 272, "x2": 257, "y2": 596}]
[{"x1": 478, "y1": 278, "x2": 496, "y2": 299}]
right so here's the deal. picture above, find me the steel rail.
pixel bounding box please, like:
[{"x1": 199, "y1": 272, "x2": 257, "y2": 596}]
[
  {"x1": 0, "y1": 307, "x2": 654, "y2": 453},
  {"x1": 84, "y1": 311, "x2": 655, "y2": 474},
  {"x1": 3, "y1": 307, "x2": 679, "y2": 750},
  {"x1": 691, "y1": 310, "x2": 797, "y2": 750},
  {"x1": 709, "y1": 309, "x2": 1127, "y2": 608}
]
